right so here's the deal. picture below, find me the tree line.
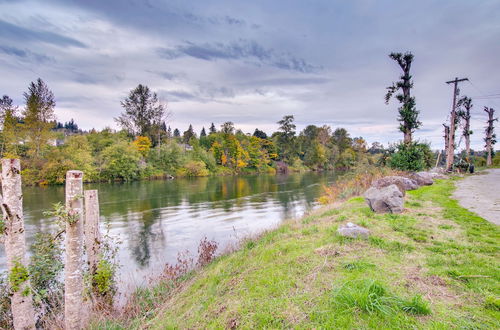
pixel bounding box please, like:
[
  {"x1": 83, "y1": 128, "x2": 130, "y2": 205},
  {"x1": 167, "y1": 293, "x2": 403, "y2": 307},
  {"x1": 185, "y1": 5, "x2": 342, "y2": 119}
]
[{"x1": 0, "y1": 80, "x2": 379, "y2": 185}]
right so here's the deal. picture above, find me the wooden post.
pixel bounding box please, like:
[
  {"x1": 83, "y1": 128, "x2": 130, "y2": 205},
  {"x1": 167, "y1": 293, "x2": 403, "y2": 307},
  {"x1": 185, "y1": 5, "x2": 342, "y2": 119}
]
[
  {"x1": 64, "y1": 170, "x2": 84, "y2": 330},
  {"x1": 84, "y1": 190, "x2": 101, "y2": 278},
  {"x1": 0, "y1": 159, "x2": 36, "y2": 330}
]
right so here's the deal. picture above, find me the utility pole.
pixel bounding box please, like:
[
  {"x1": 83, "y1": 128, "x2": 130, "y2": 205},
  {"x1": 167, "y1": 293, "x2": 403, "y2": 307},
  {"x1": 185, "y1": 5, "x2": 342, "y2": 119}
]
[{"x1": 445, "y1": 77, "x2": 468, "y2": 171}]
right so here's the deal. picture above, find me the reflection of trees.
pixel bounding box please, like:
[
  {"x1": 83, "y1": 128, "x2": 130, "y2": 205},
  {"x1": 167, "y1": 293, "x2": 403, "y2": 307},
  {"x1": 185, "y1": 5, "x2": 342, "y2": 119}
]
[{"x1": 19, "y1": 172, "x2": 337, "y2": 270}]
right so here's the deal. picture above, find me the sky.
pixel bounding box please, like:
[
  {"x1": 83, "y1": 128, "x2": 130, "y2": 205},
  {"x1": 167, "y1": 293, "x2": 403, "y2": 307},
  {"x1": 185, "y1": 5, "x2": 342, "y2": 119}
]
[{"x1": 1, "y1": 0, "x2": 499, "y2": 150}]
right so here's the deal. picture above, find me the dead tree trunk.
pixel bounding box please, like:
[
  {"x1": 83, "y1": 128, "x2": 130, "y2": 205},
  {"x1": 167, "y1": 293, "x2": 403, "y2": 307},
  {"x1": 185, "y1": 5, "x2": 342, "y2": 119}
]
[
  {"x1": 484, "y1": 107, "x2": 497, "y2": 167},
  {"x1": 84, "y1": 190, "x2": 101, "y2": 281},
  {"x1": 65, "y1": 171, "x2": 84, "y2": 330},
  {"x1": 0, "y1": 159, "x2": 36, "y2": 330},
  {"x1": 443, "y1": 124, "x2": 450, "y2": 164}
]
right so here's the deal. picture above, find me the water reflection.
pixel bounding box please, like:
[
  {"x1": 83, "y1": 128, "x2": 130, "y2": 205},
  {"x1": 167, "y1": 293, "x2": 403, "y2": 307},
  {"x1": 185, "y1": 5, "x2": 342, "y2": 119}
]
[{"x1": 0, "y1": 171, "x2": 338, "y2": 290}]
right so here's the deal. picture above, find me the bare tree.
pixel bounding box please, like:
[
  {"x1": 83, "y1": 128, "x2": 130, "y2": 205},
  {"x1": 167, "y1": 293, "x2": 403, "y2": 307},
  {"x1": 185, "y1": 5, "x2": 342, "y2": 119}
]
[
  {"x1": 385, "y1": 52, "x2": 421, "y2": 144},
  {"x1": 443, "y1": 123, "x2": 450, "y2": 158},
  {"x1": 457, "y1": 96, "x2": 473, "y2": 160},
  {"x1": 65, "y1": 171, "x2": 84, "y2": 330},
  {"x1": 484, "y1": 107, "x2": 497, "y2": 166},
  {"x1": 1, "y1": 159, "x2": 36, "y2": 329}
]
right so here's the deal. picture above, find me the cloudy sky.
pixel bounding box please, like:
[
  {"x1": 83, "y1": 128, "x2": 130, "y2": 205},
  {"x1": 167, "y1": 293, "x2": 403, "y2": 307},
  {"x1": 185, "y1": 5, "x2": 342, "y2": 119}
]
[{"x1": 1, "y1": 0, "x2": 499, "y2": 149}]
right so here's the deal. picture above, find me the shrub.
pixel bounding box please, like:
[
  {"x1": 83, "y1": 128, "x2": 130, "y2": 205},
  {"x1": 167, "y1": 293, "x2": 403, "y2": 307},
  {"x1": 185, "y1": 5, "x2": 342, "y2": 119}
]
[
  {"x1": 389, "y1": 142, "x2": 433, "y2": 171},
  {"x1": 101, "y1": 141, "x2": 141, "y2": 181},
  {"x1": 177, "y1": 161, "x2": 209, "y2": 177}
]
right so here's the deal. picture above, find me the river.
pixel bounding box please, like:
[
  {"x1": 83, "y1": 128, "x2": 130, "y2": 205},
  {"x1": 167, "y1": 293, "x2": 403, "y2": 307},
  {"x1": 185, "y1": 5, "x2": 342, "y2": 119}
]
[{"x1": 0, "y1": 172, "x2": 338, "y2": 293}]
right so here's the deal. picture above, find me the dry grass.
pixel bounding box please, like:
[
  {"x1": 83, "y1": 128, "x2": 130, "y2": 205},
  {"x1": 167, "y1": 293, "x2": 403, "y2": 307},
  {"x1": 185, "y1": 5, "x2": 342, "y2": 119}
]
[{"x1": 320, "y1": 166, "x2": 404, "y2": 204}]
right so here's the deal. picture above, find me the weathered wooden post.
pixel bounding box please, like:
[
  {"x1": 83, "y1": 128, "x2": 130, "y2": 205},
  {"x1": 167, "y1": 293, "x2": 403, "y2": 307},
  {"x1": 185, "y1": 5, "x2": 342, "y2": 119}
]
[
  {"x1": 0, "y1": 159, "x2": 36, "y2": 329},
  {"x1": 64, "y1": 170, "x2": 84, "y2": 330},
  {"x1": 84, "y1": 190, "x2": 101, "y2": 278}
]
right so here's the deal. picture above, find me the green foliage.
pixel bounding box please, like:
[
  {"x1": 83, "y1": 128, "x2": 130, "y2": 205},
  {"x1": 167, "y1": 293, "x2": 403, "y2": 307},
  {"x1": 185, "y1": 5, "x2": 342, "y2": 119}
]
[
  {"x1": 177, "y1": 161, "x2": 209, "y2": 177},
  {"x1": 385, "y1": 52, "x2": 421, "y2": 143},
  {"x1": 101, "y1": 141, "x2": 141, "y2": 181},
  {"x1": 8, "y1": 260, "x2": 29, "y2": 292},
  {"x1": 44, "y1": 201, "x2": 80, "y2": 225},
  {"x1": 29, "y1": 232, "x2": 64, "y2": 309},
  {"x1": 389, "y1": 142, "x2": 432, "y2": 171},
  {"x1": 93, "y1": 259, "x2": 116, "y2": 296}
]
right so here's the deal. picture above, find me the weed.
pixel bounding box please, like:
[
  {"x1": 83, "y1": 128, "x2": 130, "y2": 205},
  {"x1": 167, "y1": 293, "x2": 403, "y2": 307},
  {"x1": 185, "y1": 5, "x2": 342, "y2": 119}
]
[
  {"x1": 400, "y1": 294, "x2": 431, "y2": 315},
  {"x1": 197, "y1": 237, "x2": 218, "y2": 267}
]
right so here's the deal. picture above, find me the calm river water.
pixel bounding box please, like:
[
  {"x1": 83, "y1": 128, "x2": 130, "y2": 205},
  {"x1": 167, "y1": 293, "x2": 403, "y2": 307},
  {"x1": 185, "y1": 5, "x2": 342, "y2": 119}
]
[{"x1": 0, "y1": 172, "x2": 337, "y2": 292}]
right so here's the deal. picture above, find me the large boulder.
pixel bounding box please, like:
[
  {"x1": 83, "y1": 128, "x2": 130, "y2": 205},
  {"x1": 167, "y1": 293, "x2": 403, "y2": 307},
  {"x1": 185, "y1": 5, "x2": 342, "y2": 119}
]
[
  {"x1": 409, "y1": 172, "x2": 434, "y2": 186},
  {"x1": 364, "y1": 184, "x2": 404, "y2": 213},
  {"x1": 337, "y1": 222, "x2": 370, "y2": 239},
  {"x1": 372, "y1": 176, "x2": 419, "y2": 195}
]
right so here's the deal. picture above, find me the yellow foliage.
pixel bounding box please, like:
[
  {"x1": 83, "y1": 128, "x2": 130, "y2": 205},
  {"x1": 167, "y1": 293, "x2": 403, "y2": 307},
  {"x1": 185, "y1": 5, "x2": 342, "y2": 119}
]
[{"x1": 132, "y1": 136, "x2": 152, "y2": 156}]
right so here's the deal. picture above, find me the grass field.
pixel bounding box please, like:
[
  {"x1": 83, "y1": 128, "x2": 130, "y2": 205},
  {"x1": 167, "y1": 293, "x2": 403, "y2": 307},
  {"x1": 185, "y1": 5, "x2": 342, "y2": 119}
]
[{"x1": 95, "y1": 178, "x2": 500, "y2": 329}]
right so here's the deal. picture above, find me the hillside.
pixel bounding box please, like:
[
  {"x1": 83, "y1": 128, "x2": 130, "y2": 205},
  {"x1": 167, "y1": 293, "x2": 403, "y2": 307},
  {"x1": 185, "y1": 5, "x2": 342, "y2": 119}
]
[{"x1": 97, "y1": 178, "x2": 500, "y2": 329}]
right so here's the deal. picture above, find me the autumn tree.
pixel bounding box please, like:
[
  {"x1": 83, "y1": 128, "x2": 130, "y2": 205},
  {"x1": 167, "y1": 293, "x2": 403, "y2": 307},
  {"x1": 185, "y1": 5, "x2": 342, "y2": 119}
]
[
  {"x1": 484, "y1": 107, "x2": 497, "y2": 166},
  {"x1": 457, "y1": 96, "x2": 473, "y2": 160},
  {"x1": 22, "y1": 78, "x2": 56, "y2": 158},
  {"x1": 385, "y1": 52, "x2": 421, "y2": 144},
  {"x1": 133, "y1": 136, "x2": 152, "y2": 157},
  {"x1": 115, "y1": 84, "x2": 166, "y2": 144}
]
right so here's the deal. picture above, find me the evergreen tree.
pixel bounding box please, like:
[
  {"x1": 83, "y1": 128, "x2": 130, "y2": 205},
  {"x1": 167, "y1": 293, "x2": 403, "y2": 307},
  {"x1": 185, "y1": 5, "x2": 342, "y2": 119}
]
[
  {"x1": 115, "y1": 84, "x2": 166, "y2": 143},
  {"x1": 200, "y1": 127, "x2": 207, "y2": 137},
  {"x1": 276, "y1": 115, "x2": 296, "y2": 161},
  {"x1": 23, "y1": 78, "x2": 56, "y2": 158},
  {"x1": 253, "y1": 128, "x2": 267, "y2": 139},
  {"x1": 209, "y1": 122, "x2": 217, "y2": 134},
  {"x1": 183, "y1": 124, "x2": 195, "y2": 143},
  {"x1": 385, "y1": 51, "x2": 421, "y2": 144},
  {"x1": 173, "y1": 128, "x2": 180, "y2": 137}
]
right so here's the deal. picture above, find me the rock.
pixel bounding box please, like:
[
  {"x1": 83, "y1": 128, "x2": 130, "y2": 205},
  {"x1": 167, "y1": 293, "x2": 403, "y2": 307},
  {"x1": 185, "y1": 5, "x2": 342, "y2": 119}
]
[
  {"x1": 372, "y1": 176, "x2": 419, "y2": 194},
  {"x1": 337, "y1": 222, "x2": 370, "y2": 239},
  {"x1": 364, "y1": 184, "x2": 404, "y2": 213},
  {"x1": 427, "y1": 170, "x2": 448, "y2": 180},
  {"x1": 409, "y1": 172, "x2": 434, "y2": 186}
]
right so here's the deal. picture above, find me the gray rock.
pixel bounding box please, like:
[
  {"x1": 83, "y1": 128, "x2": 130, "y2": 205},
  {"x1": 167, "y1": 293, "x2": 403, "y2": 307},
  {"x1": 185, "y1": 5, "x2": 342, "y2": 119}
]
[
  {"x1": 337, "y1": 222, "x2": 370, "y2": 239},
  {"x1": 409, "y1": 172, "x2": 434, "y2": 186},
  {"x1": 372, "y1": 176, "x2": 419, "y2": 194},
  {"x1": 364, "y1": 184, "x2": 404, "y2": 213}
]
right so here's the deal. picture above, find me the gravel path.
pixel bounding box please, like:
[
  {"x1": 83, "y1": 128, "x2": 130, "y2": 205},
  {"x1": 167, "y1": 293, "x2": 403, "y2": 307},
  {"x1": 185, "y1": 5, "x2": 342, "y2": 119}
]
[{"x1": 452, "y1": 169, "x2": 500, "y2": 225}]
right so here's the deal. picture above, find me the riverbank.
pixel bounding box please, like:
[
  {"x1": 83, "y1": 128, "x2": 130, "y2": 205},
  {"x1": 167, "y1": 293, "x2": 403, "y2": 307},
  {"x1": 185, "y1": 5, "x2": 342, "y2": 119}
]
[{"x1": 94, "y1": 178, "x2": 499, "y2": 329}]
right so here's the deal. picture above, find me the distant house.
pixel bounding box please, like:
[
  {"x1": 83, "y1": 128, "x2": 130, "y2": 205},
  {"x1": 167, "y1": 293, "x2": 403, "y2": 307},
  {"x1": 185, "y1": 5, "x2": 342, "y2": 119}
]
[
  {"x1": 48, "y1": 138, "x2": 65, "y2": 147},
  {"x1": 180, "y1": 143, "x2": 193, "y2": 151}
]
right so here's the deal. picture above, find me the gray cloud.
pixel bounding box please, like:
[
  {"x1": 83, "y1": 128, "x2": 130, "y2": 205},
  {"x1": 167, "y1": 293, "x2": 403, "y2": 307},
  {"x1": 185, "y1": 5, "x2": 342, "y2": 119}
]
[
  {"x1": 0, "y1": 45, "x2": 53, "y2": 63},
  {"x1": 158, "y1": 39, "x2": 320, "y2": 73},
  {"x1": 0, "y1": 0, "x2": 499, "y2": 150},
  {"x1": 0, "y1": 19, "x2": 86, "y2": 48}
]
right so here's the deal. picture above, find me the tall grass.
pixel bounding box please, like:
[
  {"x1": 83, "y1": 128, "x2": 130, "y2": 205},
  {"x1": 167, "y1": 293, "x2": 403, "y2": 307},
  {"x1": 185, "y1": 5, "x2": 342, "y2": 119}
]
[{"x1": 319, "y1": 165, "x2": 402, "y2": 204}]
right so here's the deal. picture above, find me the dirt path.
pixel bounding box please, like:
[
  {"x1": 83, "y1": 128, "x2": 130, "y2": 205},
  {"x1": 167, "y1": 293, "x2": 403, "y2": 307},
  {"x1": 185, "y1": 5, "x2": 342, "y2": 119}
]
[{"x1": 452, "y1": 169, "x2": 500, "y2": 225}]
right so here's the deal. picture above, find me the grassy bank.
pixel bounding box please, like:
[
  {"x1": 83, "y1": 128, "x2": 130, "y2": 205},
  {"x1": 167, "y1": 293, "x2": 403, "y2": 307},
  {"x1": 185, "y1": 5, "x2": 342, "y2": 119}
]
[{"x1": 96, "y1": 178, "x2": 499, "y2": 329}]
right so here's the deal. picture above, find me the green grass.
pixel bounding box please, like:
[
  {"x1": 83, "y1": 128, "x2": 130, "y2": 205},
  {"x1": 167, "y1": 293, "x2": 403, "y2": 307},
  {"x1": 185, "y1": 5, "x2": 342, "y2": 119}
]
[{"x1": 94, "y1": 178, "x2": 500, "y2": 329}]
